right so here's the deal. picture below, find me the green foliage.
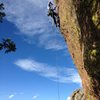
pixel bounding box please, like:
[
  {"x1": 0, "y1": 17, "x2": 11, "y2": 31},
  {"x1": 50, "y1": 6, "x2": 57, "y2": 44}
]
[
  {"x1": 92, "y1": 12, "x2": 100, "y2": 29},
  {"x1": 90, "y1": 49, "x2": 97, "y2": 56},
  {"x1": 0, "y1": 38, "x2": 16, "y2": 53},
  {"x1": 0, "y1": 3, "x2": 6, "y2": 22},
  {"x1": 0, "y1": 3, "x2": 16, "y2": 53}
]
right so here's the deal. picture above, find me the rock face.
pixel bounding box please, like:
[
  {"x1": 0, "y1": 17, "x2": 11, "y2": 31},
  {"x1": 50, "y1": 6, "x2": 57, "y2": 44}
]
[
  {"x1": 56, "y1": 0, "x2": 100, "y2": 99},
  {"x1": 70, "y1": 89, "x2": 84, "y2": 100}
]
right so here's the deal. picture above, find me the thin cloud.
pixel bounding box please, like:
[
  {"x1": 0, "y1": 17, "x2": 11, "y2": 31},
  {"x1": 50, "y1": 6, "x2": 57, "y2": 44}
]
[
  {"x1": 66, "y1": 96, "x2": 71, "y2": 100},
  {"x1": 8, "y1": 92, "x2": 24, "y2": 99},
  {"x1": 32, "y1": 95, "x2": 38, "y2": 99},
  {"x1": 1, "y1": 0, "x2": 66, "y2": 51},
  {"x1": 8, "y1": 94, "x2": 15, "y2": 99},
  {"x1": 14, "y1": 58, "x2": 81, "y2": 85},
  {"x1": 43, "y1": 39, "x2": 66, "y2": 50},
  {"x1": 38, "y1": 33, "x2": 66, "y2": 50}
]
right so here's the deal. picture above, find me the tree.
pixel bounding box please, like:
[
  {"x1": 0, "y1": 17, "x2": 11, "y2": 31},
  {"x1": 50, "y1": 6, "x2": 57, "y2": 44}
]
[
  {"x1": 0, "y1": 38, "x2": 16, "y2": 53},
  {"x1": 0, "y1": 3, "x2": 6, "y2": 23},
  {"x1": 0, "y1": 3, "x2": 16, "y2": 53}
]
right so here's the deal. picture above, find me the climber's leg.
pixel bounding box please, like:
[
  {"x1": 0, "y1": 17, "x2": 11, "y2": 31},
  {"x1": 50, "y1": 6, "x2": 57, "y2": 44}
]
[
  {"x1": 57, "y1": 16, "x2": 60, "y2": 27},
  {"x1": 52, "y1": 16, "x2": 57, "y2": 27}
]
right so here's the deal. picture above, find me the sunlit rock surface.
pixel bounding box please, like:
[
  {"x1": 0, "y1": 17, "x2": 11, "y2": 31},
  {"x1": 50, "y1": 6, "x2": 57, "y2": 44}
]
[{"x1": 56, "y1": 0, "x2": 100, "y2": 99}]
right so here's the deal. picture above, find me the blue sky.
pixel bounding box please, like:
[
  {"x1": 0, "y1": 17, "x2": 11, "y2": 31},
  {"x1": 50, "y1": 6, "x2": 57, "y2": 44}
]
[{"x1": 0, "y1": 0, "x2": 81, "y2": 100}]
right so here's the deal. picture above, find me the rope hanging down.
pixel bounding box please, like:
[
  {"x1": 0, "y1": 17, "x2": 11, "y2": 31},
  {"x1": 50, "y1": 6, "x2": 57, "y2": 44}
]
[
  {"x1": 47, "y1": 1, "x2": 61, "y2": 100},
  {"x1": 55, "y1": 52, "x2": 60, "y2": 100}
]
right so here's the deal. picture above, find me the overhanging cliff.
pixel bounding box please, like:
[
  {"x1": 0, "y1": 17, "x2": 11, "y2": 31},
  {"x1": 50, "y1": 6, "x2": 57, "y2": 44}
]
[{"x1": 56, "y1": 0, "x2": 100, "y2": 99}]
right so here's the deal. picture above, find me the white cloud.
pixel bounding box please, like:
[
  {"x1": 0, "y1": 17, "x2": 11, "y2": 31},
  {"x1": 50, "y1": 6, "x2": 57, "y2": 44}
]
[
  {"x1": 14, "y1": 58, "x2": 82, "y2": 85},
  {"x1": 4, "y1": 0, "x2": 47, "y2": 36},
  {"x1": 43, "y1": 39, "x2": 66, "y2": 50},
  {"x1": 38, "y1": 33, "x2": 66, "y2": 50},
  {"x1": 32, "y1": 95, "x2": 38, "y2": 99},
  {"x1": 8, "y1": 92, "x2": 24, "y2": 99},
  {"x1": 66, "y1": 96, "x2": 71, "y2": 100},
  {"x1": 1, "y1": 0, "x2": 66, "y2": 51},
  {"x1": 8, "y1": 94, "x2": 15, "y2": 99}
]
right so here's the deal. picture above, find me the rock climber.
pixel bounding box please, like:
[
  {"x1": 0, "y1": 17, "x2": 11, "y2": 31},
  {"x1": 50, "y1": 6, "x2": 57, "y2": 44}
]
[{"x1": 47, "y1": 1, "x2": 60, "y2": 27}]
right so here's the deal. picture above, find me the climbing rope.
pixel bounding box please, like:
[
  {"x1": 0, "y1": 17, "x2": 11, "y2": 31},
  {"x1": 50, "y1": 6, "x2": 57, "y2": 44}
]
[
  {"x1": 47, "y1": 1, "x2": 61, "y2": 100},
  {"x1": 55, "y1": 50, "x2": 59, "y2": 100},
  {"x1": 54, "y1": 29, "x2": 60, "y2": 100}
]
